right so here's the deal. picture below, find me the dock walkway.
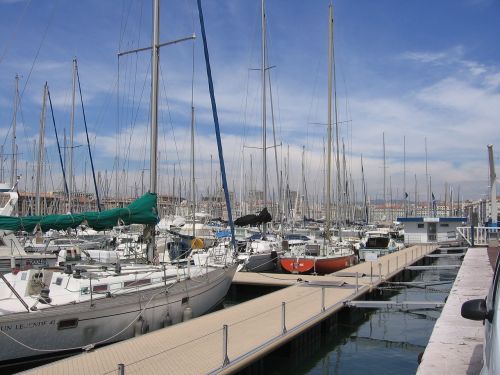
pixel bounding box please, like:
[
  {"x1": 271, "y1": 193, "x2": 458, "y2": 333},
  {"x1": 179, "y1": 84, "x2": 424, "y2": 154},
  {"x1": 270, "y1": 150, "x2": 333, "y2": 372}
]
[
  {"x1": 417, "y1": 247, "x2": 493, "y2": 375},
  {"x1": 27, "y1": 244, "x2": 437, "y2": 375}
]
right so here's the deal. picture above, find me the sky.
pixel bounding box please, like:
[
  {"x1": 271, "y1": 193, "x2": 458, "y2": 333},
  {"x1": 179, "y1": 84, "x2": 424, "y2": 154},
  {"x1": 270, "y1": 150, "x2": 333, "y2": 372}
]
[{"x1": 0, "y1": 0, "x2": 499, "y2": 204}]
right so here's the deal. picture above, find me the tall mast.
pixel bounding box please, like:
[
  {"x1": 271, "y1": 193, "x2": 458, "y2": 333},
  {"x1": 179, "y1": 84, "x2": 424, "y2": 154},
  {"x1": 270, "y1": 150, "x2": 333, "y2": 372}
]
[
  {"x1": 383, "y1": 132, "x2": 386, "y2": 222},
  {"x1": 389, "y1": 175, "x2": 393, "y2": 222},
  {"x1": 261, "y1": 0, "x2": 268, "y2": 234},
  {"x1": 342, "y1": 140, "x2": 347, "y2": 223},
  {"x1": 36, "y1": 83, "x2": 48, "y2": 216},
  {"x1": 488, "y1": 144, "x2": 497, "y2": 226},
  {"x1": 0, "y1": 145, "x2": 4, "y2": 182},
  {"x1": 425, "y1": 137, "x2": 429, "y2": 216},
  {"x1": 190, "y1": 38, "x2": 196, "y2": 237},
  {"x1": 361, "y1": 154, "x2": 368, "y2": 223},
  {"x1": 332, "y1": 3, "x2": 341, "y2": 230},
  {"x1": 10, "y1": 74, "x2": 19, "y2": 188},
  {"x1": 301, "y1": 145, "x2": 305, "y2": 222},
  {"x1": 150, "y1": 0, "x2": 160, "y2": 195},
  {"x1": 145, "y1": 0, "x2": 160, "y2": 263},
  {"x1": 69, "y1": 59, "x2": 77, "y2": 212},
  {"x1": 325, "y1": 4, "x2": 333, "y2": 243},
  {"x1": 403, "y1": 135, "x2": 406, "y2": 217},
  {"x1": 414, "y1": 173, "x2": 417, "y2": 215}
]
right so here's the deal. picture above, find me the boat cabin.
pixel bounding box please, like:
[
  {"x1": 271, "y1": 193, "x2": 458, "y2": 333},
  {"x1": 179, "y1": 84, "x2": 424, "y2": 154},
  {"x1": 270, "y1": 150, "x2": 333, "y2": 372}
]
[{"x1": 397, "y1": 217, "x2": 466, "y2": 245}]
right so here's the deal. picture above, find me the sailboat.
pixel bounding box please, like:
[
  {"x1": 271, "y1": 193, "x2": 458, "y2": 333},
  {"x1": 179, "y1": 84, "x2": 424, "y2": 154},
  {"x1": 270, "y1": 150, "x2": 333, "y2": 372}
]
[
  {"x1": 280, "y1": 4, "x2": 356, "y2": 275},
  {"x1": 234, "y1": 0, "x2": 283, "y2": 272},
  {"x1": 0, "y1": 182, "x2": 58, "y2": 274},
  {"x1": 0, "y1": 0, "x2": 237, "y2": 364}
]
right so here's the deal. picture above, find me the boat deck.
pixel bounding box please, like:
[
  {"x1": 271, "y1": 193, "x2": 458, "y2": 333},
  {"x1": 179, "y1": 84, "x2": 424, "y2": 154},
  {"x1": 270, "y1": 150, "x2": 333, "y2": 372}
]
[
  {"x1": 417, "y1": 247, "x2": 495, "y2": 374},
  {"x1": 26, "y1": 244, "x2": 437, "y2": 375}
]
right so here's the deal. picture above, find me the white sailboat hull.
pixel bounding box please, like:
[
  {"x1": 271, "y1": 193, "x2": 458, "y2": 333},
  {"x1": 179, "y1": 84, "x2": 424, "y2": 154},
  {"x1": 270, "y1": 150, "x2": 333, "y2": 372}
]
[{"x1": 0, "y1": 264, "x2": 237, "y2": 364}]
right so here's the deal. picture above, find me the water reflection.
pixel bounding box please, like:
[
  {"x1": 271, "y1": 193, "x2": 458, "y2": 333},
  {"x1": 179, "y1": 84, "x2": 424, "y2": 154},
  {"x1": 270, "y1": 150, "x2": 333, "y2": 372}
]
[{"x1": 302, "y1": 256, "x2": 459, "y2": 375}]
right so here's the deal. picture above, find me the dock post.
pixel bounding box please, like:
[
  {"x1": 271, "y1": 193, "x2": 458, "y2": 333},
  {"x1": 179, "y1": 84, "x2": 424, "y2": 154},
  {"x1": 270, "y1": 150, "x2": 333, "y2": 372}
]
[
  {"x1": 356, "y1": 272, "x2": 359, "y2": 293},
  {"x1": 281, "y1": 302, "x2": 287, "y2": 334},
  {"x1": 222, "y1": 324, "x2": 230, "y2": 367},
  {"x1": 387, "y1": 259, "x2": 390, "y2": 274},
  {"x1": 321, "y1": 287, "x2": 325, "y2": 312},
  {"x1": 118, "y1": 364, "x2": 125, "y2": 375},
  {"x1": 378, "y1": 263, "x2": 382, "y2": 282}
]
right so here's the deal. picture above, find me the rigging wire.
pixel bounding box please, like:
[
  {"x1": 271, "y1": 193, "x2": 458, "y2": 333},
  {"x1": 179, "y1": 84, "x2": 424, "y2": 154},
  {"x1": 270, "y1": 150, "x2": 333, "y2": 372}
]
[
  {"x1": 158, "y1": 64, "x2": 185, "y2": 183},
  {"x1": 0, "y1": 0, "x2": 33, "y2": 65},
  {"x1": 1, "y1": 0, "x2": 60, "y2": 151}
]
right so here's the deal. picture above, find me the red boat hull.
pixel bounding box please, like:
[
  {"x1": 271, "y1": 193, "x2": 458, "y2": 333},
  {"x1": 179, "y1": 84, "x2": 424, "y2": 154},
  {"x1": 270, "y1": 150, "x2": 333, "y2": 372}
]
[{"x1": 280, "y1": 254, "x2": 356, "y2": 275}]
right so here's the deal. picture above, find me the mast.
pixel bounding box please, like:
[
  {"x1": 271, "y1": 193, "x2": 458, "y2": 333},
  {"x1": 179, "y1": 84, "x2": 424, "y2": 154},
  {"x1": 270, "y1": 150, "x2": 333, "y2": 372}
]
[
  {"x1": 145, "y1": 0, "x2": 160, "y2": 263},
  {"x1": 425, "y1": 137, "x2": 429, "y2": 216},
  {"x1": 0, "y1": 145, "x2": 3, "y2": 182},
  {"x1": 249, "y1": 154, "x2": 253, "y2": 214},
  {"x1": 10, "y1": 74, "x2": 19, "y2": 188},
  {"x1": 301, "y1": 145, "x2": 305, "y2": 224},
  {"x1": 325, "y1": 3, "x2": 333, "y2": 243},
  {"x1": 197, "y1": 0, "x2": 237, "y2": 247},
  {"x1": 332, "y1": 3, "x2": 341, "y2": 231},
  {"x1": 488, "y1": 144, "x2": 497, "y2": 226},
  {"x1": 261, "y1": 0, "x2": 268, "y2": 234},
  {"x1": 414, "y1": 173, "x2": 417, "y2": 216},
  {"x1": 403, "y1": 135, "x2": 406, "y2": 217},
  {"x1": 190, "y1": 38, "x2": 196, "y2": 237},
  {"x1": 389, "y1": 175, "x2": 393, "y2": 222},
  {"x1": 68, "y1": 59, "x2": 77, "y2": 212},
  {"x1": 383, "y1": 132, "x2": 386, "y2": 222},
  {"x1": 342, "y1": 140, "x2": 347, "y2": 224},
  {"x1": 361, "y1": 154, "x2": 368, "y2": 223},
  {"x1": 36, "y1": 83, "x2": 48, "y2": 216}
]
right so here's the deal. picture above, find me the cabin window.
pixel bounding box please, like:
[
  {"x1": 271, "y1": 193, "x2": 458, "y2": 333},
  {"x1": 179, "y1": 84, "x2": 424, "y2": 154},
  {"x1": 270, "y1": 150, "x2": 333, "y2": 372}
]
[
  {"x1": 417, "y1": 224, "x2": 424, "y2": 228},
  {"x1": 55, "y1": 277, "x2": 63, "y2": 286},
  {"x1": 181, "y1": 296, "x2": 189, "y2": 304},
  {"x1": 92, "y1": 284, "x2": 109, "y2": 293},
  {"x1": 440, "y1": 223, "x2": 449, "y2": 227},
  {"x1": 58, "y1": 318, "x2": 78, "y2": 330},
  {"x1": 162, "y1": 275, "x2": 177, "y2": 282},
  {"x1": 124, "y1": 279, "x2": 151, "y2": 288},
  {"x1": 80, "y1": 287, "x2": 90, "y2": 295}
]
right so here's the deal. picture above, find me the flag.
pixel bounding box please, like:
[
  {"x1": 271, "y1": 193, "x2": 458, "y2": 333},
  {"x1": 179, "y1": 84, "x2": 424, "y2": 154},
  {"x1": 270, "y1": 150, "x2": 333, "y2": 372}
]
[{"x1": 404, "y1": 192, "x2": 409, "y2": 199}]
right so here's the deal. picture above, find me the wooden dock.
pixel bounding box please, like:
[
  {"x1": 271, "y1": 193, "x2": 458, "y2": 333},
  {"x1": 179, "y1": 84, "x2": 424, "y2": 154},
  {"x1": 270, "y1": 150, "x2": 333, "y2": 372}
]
[
  {"x1": 26, "y1": 244, "x2": 438, "y2": 375},
  {"x1": 417, "y1": 247, "x2": 494, "y2": 375}
]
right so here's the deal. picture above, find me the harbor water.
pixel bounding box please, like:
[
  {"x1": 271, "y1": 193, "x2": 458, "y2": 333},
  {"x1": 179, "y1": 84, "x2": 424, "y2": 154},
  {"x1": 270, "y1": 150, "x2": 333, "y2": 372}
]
[{"x1": 224, "y1": 253, "x2": 460, "y2": 374}]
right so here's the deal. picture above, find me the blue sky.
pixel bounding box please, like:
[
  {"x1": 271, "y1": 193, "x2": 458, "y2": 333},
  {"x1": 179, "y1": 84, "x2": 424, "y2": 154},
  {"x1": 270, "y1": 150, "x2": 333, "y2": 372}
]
[{"x1": 0, "y1": 0, "x2": 499, "y2": 203}]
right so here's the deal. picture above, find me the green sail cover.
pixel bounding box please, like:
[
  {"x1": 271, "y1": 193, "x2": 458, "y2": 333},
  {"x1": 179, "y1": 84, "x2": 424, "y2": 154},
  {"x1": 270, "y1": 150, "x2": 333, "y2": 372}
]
[{"x1": 0, "y1": 192, "x2": 158, "y2": 232}]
